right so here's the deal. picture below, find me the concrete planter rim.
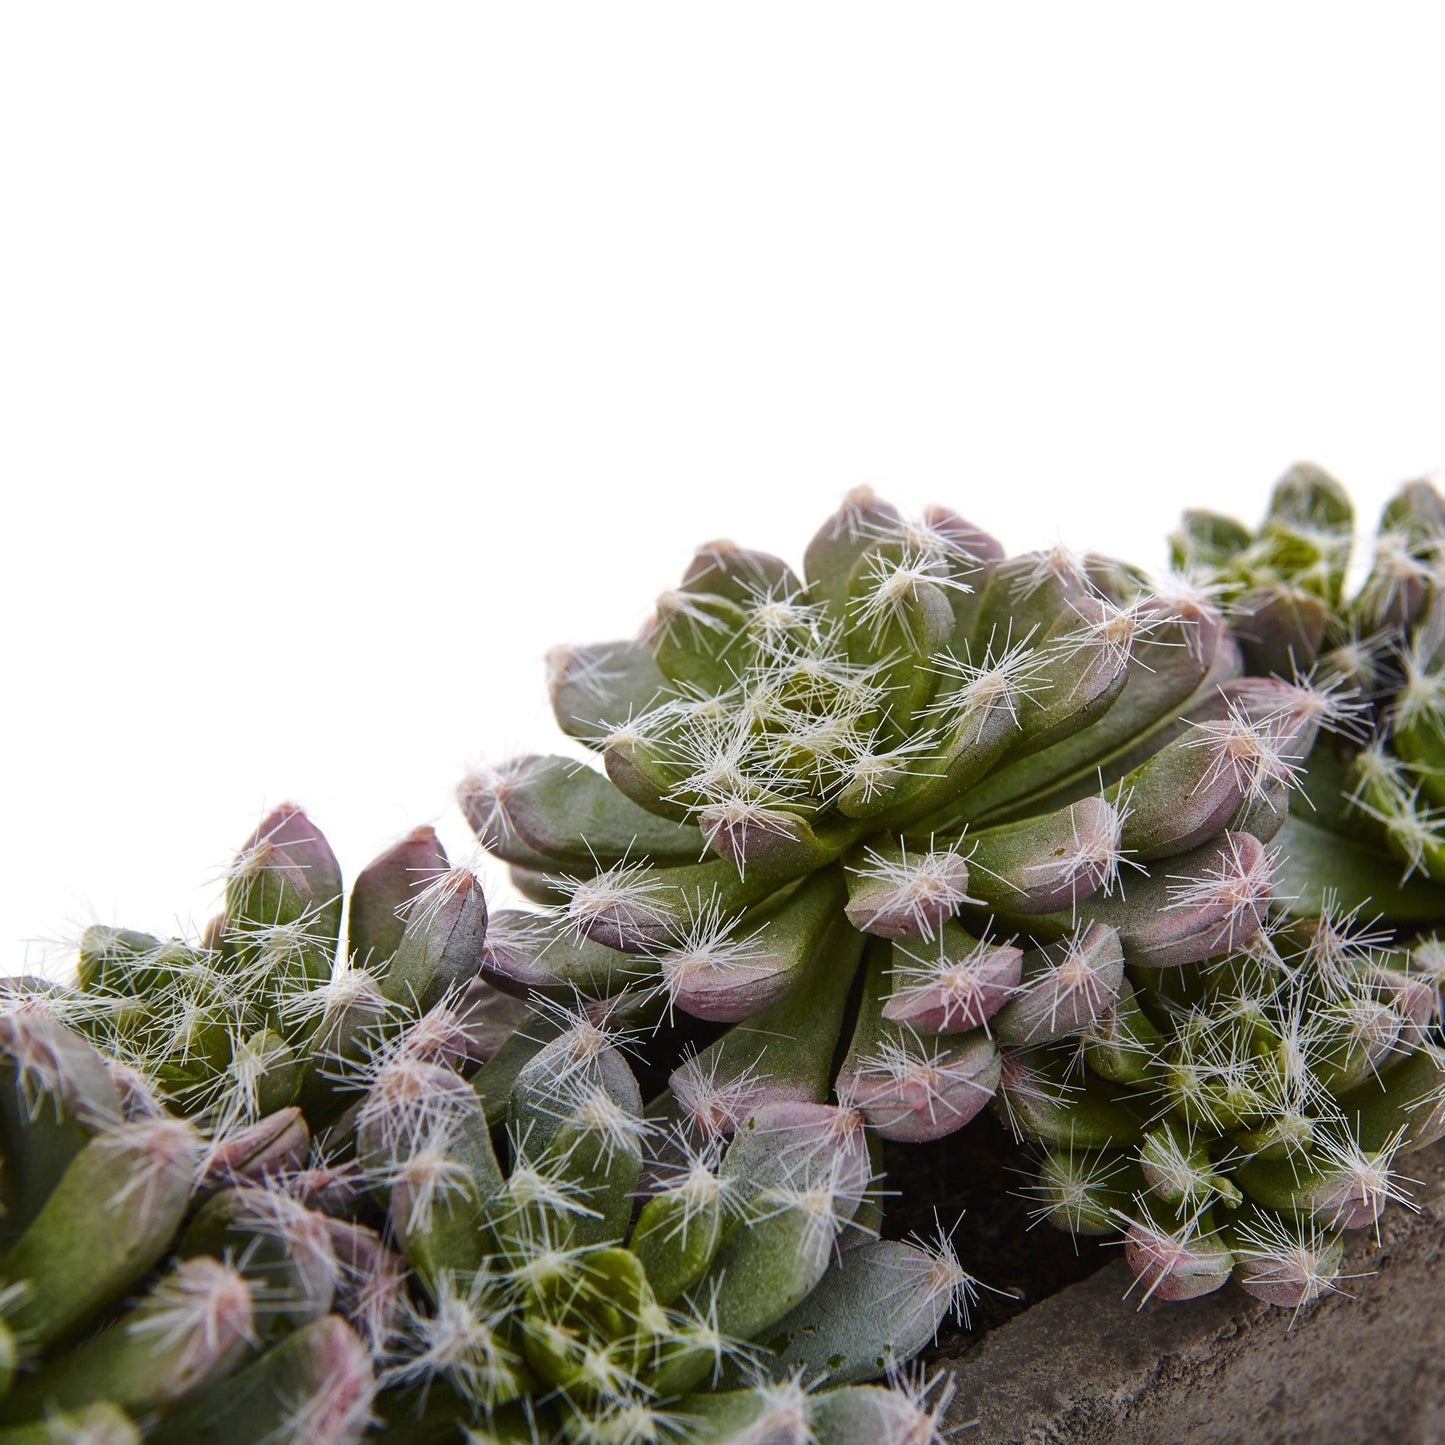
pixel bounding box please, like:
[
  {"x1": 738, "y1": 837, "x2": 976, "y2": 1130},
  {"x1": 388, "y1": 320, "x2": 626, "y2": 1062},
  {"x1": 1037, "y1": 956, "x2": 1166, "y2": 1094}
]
[{"x1": 935, "y1": 1137, "x2": 1445, "y2": 1445}]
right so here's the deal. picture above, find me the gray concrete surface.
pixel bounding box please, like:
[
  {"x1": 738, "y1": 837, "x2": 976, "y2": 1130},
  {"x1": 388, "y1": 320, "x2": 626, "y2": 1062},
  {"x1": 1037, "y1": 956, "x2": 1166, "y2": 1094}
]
[{"x1": 938, "y1": 1139, "x2": 1445, "y2": 1444}]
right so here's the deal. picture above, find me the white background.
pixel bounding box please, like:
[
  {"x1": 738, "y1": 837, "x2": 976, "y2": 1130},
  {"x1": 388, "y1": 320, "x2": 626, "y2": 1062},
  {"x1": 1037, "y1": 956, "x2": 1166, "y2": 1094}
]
[{"x1": 2, "y1": 6, "x2": 1442, "y2": 973}]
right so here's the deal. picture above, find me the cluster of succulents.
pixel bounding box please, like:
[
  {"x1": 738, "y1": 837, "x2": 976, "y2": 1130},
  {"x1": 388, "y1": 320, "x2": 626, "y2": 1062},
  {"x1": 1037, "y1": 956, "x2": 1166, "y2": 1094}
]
[
  {"x1": 6, "y1": 470, "x2": 1445, "y2": 1445},
  {"x1": 1172, "y1": 464, "x2": 1445, "y2": 927},
  {"x1": 462, "y1": 488, "x2": 1307, "y2": 1161},
  {"x1": 0, "y1": 809, "x2": 965, "y2": 1443}
]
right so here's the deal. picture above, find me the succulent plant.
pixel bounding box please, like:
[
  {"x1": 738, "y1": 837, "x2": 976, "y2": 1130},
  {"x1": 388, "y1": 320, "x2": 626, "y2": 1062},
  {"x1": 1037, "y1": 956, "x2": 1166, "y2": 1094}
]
[
  {"x1": 10, "y1": 467, "x2": 1440, "y2": 1445},
  {"x1": 1015, "y1": 905, "x2": 1445, "y2": 1308},
  {"x1": 0, "y1": 808, "x2": 960, "y2": 1442},
  {"x1": 1171, "y1": 463, "x2": 1445, "y2": 925},
  {"x1": 977, "y1": 464, "x2": 1445, "y2": 1311},
  {"x1": 460, "y1": 487, "x2": 1324, "y2": 1174}
]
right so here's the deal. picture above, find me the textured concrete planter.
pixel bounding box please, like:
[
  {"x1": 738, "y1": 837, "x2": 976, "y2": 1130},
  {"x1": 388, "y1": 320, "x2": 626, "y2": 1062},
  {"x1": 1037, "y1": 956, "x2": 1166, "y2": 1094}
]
[{"x1": 937, "y1": 1138, "x2": 1445, "y2": 1444}]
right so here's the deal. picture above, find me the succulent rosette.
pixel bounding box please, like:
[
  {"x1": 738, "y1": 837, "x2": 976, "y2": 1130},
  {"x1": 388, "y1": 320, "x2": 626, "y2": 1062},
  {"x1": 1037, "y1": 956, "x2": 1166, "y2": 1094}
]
[
  {"x1": 1016, "y1": 905, "x2": 1445, "y2": 1308},
  {"x1": 457, "y1": 489, "x2": 1381, "y2": 1315}
]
